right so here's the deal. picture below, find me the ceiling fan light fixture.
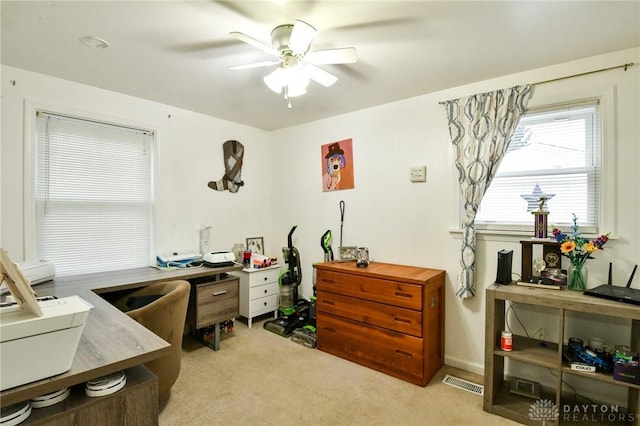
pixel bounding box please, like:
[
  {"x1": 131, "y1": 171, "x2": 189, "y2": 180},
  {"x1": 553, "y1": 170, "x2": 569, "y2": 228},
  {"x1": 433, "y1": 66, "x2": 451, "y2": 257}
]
[
  {"x1": 263, "y1": 67, "x2": 286, "y2": 93},
  {"x1": 264, "y1": 66, "x2": 309, "y2": 97}
]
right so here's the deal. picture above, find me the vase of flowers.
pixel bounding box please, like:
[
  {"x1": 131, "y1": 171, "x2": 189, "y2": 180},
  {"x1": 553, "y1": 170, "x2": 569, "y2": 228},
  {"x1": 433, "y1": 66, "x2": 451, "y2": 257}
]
[
  {"x1": 567, "y1": 262, "x2": 588, "y2": 292},
  {"x1": 551, "y1": 214, "x2": 610, "y2": 292}
]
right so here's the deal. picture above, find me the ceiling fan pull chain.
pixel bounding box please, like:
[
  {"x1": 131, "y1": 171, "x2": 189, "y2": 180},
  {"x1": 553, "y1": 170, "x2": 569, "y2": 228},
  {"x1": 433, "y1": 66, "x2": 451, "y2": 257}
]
[{"x1": 284, "y1": 86, "x2": 293, "y2": 109}]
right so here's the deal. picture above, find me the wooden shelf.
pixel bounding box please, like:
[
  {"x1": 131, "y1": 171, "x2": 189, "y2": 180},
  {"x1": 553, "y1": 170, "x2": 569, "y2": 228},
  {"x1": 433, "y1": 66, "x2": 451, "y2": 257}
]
[
  {"x1": 491, "y1": 381, "x2": 558, "y2": 426},
  {"x1": 23, "y1": 365, "x2": 157, "y2": 426},
  {"x1": 495, "y1": 335, "x2": 559, "y2": 369},
  {"x1": 561, "y1": 363, "x2": 640, "y2": 390},
  {"x1": 485, "y1": 284, "x2": 640, "y2": 426}
]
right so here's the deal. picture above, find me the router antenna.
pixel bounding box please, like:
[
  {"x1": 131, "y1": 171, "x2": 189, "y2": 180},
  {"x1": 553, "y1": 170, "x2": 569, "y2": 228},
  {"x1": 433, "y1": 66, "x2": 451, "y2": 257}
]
[
  {"x1": 626, "y1": 265, "x2": 637, "y2": 288},
  {"x1": 608, "y1": 262, "x2": 612, "y2": 285}
]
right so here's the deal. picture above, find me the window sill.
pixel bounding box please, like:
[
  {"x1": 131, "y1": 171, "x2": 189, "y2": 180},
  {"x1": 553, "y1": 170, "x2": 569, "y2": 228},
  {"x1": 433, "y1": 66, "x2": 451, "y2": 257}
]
[{"x1": 448, "y1": 228, "x2": 617, "y2": 243}]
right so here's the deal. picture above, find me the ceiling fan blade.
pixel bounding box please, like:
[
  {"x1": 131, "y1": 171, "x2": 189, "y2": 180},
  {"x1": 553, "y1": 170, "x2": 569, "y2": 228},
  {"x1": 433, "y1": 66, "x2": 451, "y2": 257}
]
[
  {"x1": 229, "y1": 31, "x2": 277, "y2": 55},
  {"x1": 305, "y1": 47, "x2": 358, "y2": 65},
  {"x1": 229, "y1": 60, "x2": 281, "y2": 70},
  {"x1": 289, "y1": 20, "x2": 316, "y2": 55},
  {"x1": 304, "y1": 65, "x2": 338, "y2": 88}
]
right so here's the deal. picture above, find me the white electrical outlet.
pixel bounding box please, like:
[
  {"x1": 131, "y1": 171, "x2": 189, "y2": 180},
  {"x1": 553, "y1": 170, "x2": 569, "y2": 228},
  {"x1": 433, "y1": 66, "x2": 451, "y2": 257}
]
[{"x1": 410, "y1": 165, "x2": 427, "y2": 182}]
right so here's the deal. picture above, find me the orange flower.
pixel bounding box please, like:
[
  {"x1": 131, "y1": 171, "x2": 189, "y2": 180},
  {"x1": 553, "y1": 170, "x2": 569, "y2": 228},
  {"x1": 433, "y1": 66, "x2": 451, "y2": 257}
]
[{"x1": 561, "y1": 241, "x2": 576, "y2": 254}]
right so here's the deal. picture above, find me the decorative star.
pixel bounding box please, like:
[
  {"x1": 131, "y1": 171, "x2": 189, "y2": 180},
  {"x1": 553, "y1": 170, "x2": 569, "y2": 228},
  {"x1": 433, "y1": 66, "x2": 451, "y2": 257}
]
[{"x1": 521, "y1": 184, "x2": 555, "y2": 212}]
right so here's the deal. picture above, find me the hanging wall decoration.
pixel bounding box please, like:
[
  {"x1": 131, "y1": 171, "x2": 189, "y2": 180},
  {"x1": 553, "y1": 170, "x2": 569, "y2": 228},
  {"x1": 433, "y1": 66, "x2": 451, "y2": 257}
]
[
  {"x1": 321, "y1": 138, "x2": 354, "y2": 192},
  {"x1": 208, "y1": 140, "x2": 245, "y2": 193}
]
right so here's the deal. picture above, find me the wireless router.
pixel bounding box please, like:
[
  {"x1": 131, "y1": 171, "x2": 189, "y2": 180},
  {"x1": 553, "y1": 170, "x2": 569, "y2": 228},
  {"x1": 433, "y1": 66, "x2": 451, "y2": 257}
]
[{"x1": 584, "y1": 263, "x2": 640, "y2": 305}]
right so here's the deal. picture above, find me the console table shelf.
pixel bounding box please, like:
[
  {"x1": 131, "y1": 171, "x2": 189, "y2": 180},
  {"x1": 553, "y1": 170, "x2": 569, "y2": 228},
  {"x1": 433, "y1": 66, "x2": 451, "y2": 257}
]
[{"x1": 485, "y1": 284, "x2": 640, "y2": 426}]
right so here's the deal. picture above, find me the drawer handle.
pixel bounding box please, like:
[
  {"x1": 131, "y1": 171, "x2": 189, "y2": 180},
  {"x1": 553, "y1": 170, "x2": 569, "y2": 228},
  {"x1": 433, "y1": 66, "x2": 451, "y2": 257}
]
[
  {"x1": 395, "y1": 349, "x2": 413, "y2": 359},
  {"x1": 321, "y1": 278, "x2": 336, "y2": 284},
  {"x1": 264, "y1": 289, "x2": 268, "y2": 294},
  {"x1": 394, "y1": 317, "x2": 412, "y2": 324},
  {"x1": 321, "y1": 300, "x2": 335, "y2": 306},
  {"x1": 213, "y1": 290, "x2": 227, "y2": 296},
  {"x1": 394, "y1": 292, "x2": 412, "y2": 299},
  {"x1": 264, "y1": 302, "x2": 267, "y2": 306},
  {"x1": 264, "y1": 276, "x2": 268, "y2": 281},
  {"x1": 322, "y1": 326, "x2": 336, "y2": 333}
]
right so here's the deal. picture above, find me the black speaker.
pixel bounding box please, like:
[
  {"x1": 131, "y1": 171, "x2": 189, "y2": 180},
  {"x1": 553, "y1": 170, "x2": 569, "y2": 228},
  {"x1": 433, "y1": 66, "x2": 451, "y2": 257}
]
[{"x1": 495, "y1": 249, "x2": 513, "y2": 285}]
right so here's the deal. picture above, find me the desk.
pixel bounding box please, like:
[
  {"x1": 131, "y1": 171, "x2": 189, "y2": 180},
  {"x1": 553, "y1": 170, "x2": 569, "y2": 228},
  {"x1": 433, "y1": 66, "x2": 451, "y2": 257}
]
[{"x1": 0, "y1": 264, "x2": 241, "y2": 423}]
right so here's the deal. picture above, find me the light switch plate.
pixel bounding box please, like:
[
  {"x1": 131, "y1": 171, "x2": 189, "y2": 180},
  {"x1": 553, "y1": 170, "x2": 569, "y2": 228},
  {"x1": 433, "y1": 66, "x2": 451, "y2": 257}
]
[{"x1": 410, "y1": 166, "x2": 427, "y2": 182}]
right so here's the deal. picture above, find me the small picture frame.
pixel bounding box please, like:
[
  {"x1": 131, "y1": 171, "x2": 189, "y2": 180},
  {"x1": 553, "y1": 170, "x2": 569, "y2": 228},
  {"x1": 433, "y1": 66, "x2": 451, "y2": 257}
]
[
  {"x1": 542, "y1": 268, "x2": 567, "y2": 286},
  {"x1": 356, "y1": 247, "x2": 369, "y2": 267},
  {"x1": 339, "y1": 246, "x2": 357, "y2": 262},
  {"x1": 246, "y1": 237, "x2": 264, "y2": 255}
]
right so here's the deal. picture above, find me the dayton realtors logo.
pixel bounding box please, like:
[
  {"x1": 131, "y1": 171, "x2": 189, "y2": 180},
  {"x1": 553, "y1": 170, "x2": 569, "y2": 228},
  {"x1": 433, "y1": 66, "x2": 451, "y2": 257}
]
[
  {"x1": 529, "y1": 399, "x2": 636, "y2": 424},
  {"x1": 529, "y1": 399, "x2": 559, "y2": 425}
]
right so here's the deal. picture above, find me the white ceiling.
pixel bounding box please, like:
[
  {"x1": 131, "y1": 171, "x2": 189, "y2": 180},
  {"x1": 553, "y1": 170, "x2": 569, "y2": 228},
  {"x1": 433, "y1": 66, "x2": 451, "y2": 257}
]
[{"x1": 2, "y1": 1, "x2": 639, "y2": 131}]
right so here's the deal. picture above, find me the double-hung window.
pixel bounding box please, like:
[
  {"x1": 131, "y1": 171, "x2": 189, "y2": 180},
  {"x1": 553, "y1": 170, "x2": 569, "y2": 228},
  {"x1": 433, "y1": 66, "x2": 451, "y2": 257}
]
[
  {"x1": 34, "y1": 112, "x2": 154, "y2": 276},
  {"x1": 475, "y1": 100, "x2": 601, "y2": 234}
]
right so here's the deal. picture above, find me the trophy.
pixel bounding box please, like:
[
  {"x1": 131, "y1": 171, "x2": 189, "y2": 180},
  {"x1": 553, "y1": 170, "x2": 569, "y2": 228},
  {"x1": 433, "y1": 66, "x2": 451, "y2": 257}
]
[{"x1": 533, "y1": 197, "x2": 549, "y2": 239}]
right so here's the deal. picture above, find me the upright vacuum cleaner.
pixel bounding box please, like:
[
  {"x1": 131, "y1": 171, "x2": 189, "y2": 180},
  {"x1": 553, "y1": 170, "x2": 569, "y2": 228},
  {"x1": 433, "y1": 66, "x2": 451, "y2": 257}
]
[
  {"x1": 263, "y1": 226, "x2": 309, "y2": 337},
  {"x1": 290, "y1": 229, "x2": 332, "y2": 348}
]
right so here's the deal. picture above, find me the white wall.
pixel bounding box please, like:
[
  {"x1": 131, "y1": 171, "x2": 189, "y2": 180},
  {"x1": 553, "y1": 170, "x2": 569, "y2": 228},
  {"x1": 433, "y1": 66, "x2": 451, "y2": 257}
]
[
  {"x1": 270, "y1": 47, "x2": 640, "y2": 400},
  {"x1": 0, "y1": 66, "x2": 273, "y2": 261},
  {"x1": 2, "y1": 47, "x2": 639, "y2": 403}
]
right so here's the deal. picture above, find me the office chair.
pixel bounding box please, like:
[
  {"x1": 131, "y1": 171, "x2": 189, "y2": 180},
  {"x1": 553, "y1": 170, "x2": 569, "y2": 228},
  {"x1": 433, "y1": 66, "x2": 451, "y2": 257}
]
[{"x1": 113, "y1": 280, "x2": 190, "y2": 398}]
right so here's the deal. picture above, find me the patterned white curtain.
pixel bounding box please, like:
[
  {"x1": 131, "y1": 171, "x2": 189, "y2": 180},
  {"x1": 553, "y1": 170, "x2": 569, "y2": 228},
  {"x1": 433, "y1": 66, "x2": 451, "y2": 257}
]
[{"x1": 445, "y1": 85, "x2": 531, "y2": 299}]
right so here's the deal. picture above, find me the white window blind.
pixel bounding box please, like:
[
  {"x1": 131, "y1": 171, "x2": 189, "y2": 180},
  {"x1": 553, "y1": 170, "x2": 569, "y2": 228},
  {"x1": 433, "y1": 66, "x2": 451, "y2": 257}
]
[
  {"x1": 35, "y1": 112, "x2": 154, "y2": 276},
  {"x1": 475, "y1": 101, "x2": 601, "y2": 233}
]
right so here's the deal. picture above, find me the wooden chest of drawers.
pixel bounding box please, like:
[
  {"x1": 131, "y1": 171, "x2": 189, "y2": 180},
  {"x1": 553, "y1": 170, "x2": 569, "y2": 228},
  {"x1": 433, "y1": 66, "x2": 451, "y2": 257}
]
[{"x1": 314, "y1": 261, "x2": 445, "y2": 386}]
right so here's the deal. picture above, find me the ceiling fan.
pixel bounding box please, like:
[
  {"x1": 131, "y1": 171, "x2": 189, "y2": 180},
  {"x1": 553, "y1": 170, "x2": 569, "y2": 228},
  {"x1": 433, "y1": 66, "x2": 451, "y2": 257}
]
[{"x1": 229, "y1": 20, "x2": 357, "y2": 107}]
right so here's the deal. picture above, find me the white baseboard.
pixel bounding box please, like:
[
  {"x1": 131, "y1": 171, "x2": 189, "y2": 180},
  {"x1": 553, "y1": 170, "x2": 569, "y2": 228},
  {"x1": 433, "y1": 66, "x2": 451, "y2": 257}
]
[{"x1": 445, "y1": 354, "x2": 484, "y2": 376}]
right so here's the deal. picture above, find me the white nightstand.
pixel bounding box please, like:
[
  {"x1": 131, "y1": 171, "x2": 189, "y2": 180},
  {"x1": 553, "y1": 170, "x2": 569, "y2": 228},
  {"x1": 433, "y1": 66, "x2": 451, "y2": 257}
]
[{"x1": 235, "y1": 265, "x2": 280, "y2": 328}]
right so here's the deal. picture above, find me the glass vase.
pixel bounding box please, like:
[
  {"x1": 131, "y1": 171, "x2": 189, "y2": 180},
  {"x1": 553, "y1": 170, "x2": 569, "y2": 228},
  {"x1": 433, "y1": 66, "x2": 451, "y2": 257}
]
[{"x1": 568, "y1": 262, "x2": 588, "y2": 292}]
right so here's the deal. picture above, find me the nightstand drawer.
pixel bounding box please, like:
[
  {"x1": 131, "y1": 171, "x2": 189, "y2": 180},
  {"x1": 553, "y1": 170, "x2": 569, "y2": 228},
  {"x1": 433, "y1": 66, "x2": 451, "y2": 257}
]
[
  {"x1": 249, "y1": 294, "x2": 278, "y2": 315},
  {"x1": 248, "y1": 268, "x2": 280, "y2": 287},
  {"x1": 249, "y1": 282, "x2": 279, "y2": 300}
]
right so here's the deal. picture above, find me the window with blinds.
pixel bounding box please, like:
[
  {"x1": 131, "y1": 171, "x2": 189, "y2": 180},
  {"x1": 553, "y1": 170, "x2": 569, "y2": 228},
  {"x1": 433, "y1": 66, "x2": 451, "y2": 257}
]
[
  {"x1": 35, "y1": 112, "x2": 154, "y2": 276},
  {"x1": 475, "y1": 100, "x2": 601, "y2": 233}
]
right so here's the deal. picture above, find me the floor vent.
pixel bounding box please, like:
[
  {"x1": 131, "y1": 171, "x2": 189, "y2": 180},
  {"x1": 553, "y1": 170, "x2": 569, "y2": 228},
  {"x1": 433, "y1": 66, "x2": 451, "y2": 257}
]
[{"x1": 442, "y1": 374, "x2": 484, "y2": 396}]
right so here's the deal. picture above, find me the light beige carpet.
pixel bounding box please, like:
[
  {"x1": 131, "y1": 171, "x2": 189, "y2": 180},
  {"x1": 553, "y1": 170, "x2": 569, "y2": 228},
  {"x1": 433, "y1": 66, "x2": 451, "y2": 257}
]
[{"x1": 159, "y1": 315, "x2": 518, "y2": 426}]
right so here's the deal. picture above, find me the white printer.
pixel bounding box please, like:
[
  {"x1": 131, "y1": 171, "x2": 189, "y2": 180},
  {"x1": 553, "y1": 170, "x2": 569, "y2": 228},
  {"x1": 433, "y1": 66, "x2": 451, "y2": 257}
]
[
  {"x1": 17, "y1": 259, "x2": 56, "y2": 285},
  {"x1": 0, "y1": 249, "x2": 92, "y2": 391},
  {"x1": 0, "y1": 296, "x2": 92, "y2": 390}
]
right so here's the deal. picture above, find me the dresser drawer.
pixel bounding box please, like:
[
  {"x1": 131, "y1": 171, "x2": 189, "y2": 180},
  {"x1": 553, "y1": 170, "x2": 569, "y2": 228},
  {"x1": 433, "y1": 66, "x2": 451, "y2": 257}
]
[
  {"x1": 248, "y1": 268, "x2": 280, "y2": 287},
  {"x1": 249, "y1": 294, "x2": 278, "y2": 315},
  {"x1": 317, "y1": 314, "x2": 424, "y2": 383},
  {"x1": 317, "y1": 290, "x2": 422, "y2": 337},
  {"x1": 316, "y1": 270, "x2": 422, "y2": 310},
  {"x1": 193, "y1": 278, "x2": 239, "y2": 328},
  {"x1": 249, "y1": 282, "x2": 279, "y2": 300}
]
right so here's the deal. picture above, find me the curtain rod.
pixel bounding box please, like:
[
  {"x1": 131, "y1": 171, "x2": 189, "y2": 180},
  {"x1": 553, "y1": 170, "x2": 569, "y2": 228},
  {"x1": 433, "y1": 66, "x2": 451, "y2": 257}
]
[{"x1": 438, "y1": 62, "x2": 635, "y2": 105}]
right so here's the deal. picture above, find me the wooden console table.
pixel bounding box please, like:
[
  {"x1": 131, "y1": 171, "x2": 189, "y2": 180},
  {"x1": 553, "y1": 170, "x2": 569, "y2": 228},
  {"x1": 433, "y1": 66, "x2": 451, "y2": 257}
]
[
  {"x1": 485, "y1": 284, "x2": 640, "y2": 426},
  {"x1": 0, "y1": 264, "x2": 241, "y2": 424}
]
